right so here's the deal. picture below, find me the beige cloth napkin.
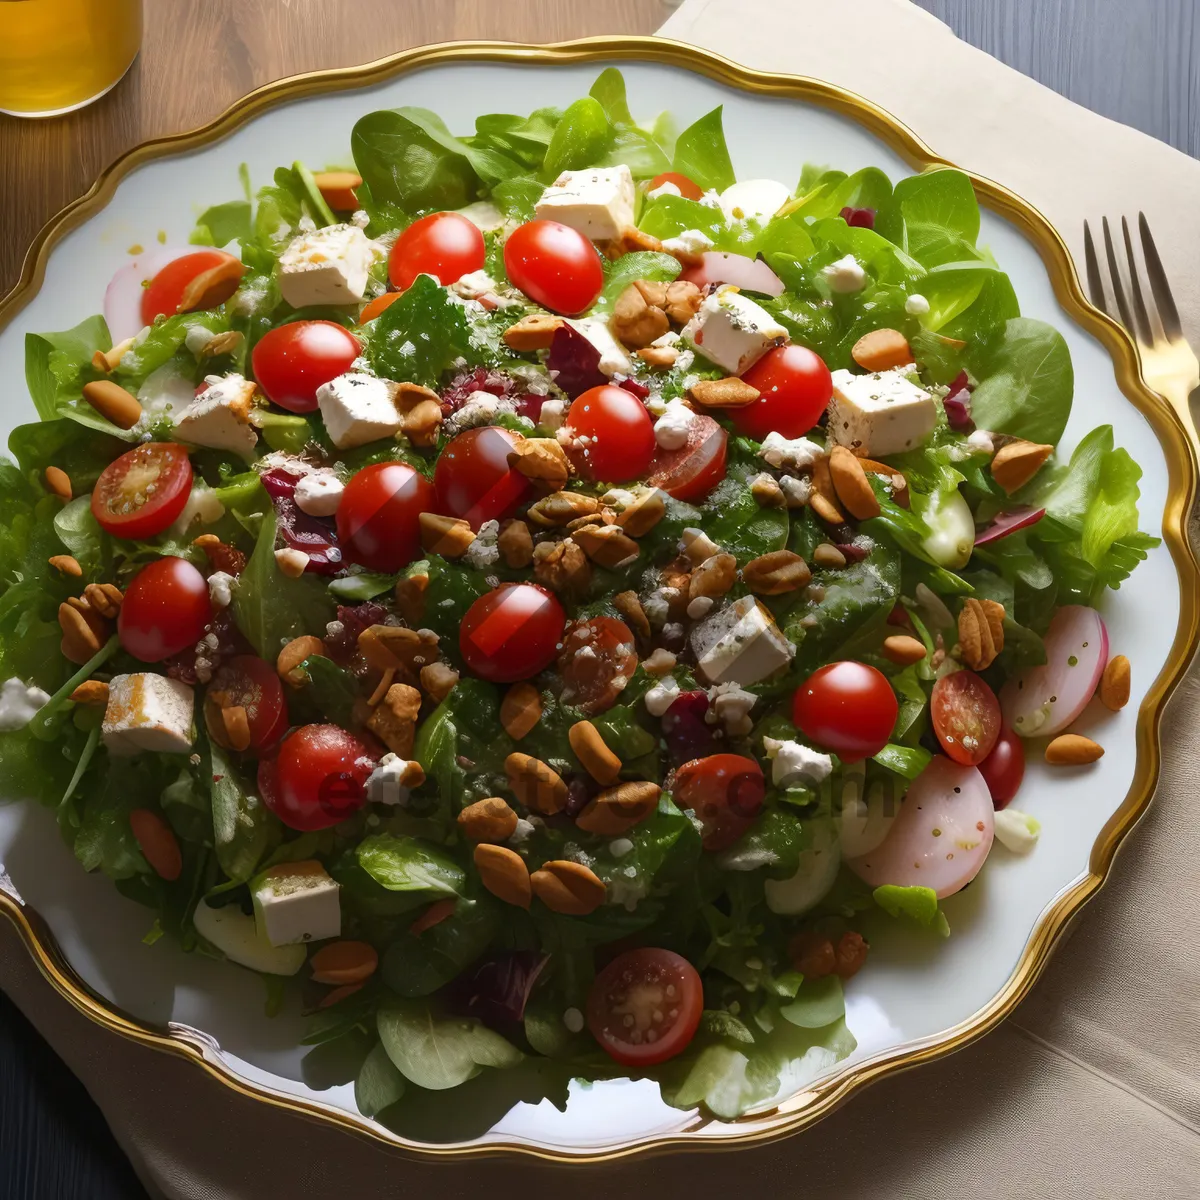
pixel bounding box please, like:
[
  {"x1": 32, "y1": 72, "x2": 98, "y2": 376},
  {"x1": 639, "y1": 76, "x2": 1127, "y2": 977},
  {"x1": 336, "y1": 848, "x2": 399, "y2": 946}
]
[{"x1": 5, "y1": 2, "x2": 1200, "y2": 1195}]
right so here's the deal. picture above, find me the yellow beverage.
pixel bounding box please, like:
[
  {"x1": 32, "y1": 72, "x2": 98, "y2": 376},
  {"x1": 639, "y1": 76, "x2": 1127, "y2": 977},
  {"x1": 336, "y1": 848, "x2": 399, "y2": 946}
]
[{"x1": 0, "y1": 0, "x2": 142, "y2": 117}]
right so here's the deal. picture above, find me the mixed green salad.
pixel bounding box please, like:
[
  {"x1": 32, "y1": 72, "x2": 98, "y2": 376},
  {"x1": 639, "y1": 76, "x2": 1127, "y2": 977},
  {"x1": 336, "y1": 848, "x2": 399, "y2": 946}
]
[{"x1": 0, "y1": 68, "x2": 1156, "y2": 1124}]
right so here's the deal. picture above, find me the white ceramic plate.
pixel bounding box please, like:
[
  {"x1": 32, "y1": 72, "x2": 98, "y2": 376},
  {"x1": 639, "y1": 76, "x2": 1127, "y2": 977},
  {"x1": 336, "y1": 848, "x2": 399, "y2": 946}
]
[{"x1": 0, "y1": 43, "x2": 1193, "y2": 1157}]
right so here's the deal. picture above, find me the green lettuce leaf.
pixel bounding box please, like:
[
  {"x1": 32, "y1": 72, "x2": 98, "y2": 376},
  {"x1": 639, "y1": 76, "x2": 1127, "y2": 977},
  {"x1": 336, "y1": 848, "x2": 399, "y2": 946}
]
[
  {"x1": 356, "y1": 834, "x2": 466, "y2": 897},
  {"x1": 672, "y1": 106, "x2": 735, "y2": 193}
]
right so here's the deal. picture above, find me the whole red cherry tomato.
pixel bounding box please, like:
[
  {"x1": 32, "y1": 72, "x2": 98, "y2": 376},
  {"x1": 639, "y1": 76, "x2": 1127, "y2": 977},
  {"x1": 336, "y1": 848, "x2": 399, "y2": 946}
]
[
  {"x1": 118, "y1": 557, "x2": 212, "y2": 662},
  {"x1": 251, "y1": 320, "x2": 360, "y2": 413},
  {"x1": 734, "y1": 345, "x2": 834, "y2": 441},
  {"x1": 433, "y1": 426, "x2": 532, "y2": 530},
  {"x1": 459, "y1": 583, "x2": 565, "y2": 683},
  {"x1": 258, "y1": 725, "x2": 376, "y2": 831},
  {"x1": 646, "y1": 412, "x2": 728, "y2": 502},
  {"x1": 337, "y1": 462, "x2": 435, "y2": 572},
  {"x1": 673, "y1": 754, "x2": 766, "y2": 851},
  {"x1": 503, "y1": 220, "x2": 603, "y2": 316},
  {"x1": 565, "y1": 386, "x2": 656, "y2": 482},
  {"x1": 388, "y1": 211, "x2": 485, "y2": 291},
  {"x1": 91, "y1": 443, "x2": 193, "y2": 540},
  {"x1": 931, "y1": 669, "x2": 1001, "y2": 766},
  {"x1": 792, "y1": 661, "x2": 898, "y2": 762}
]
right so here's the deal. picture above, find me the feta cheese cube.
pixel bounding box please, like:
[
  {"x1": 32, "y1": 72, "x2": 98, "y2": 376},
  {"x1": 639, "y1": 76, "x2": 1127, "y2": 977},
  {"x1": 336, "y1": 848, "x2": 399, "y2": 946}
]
[
  {"x1": 567, "y1": 317, "x2": 632, "y2": 377},
  {"x1": 278, "y1": 223, "x2": 374, "y2": 308},
  {"x1": 102, "y1": 674, "x2": 195, "y2": 756},
  {"x1": 174, "y1": 374, "x2": 258, "y2": 457},
  {"x1": 681, "y1": 286, "x2": 788, "y2": 376},
  {"x1": 535, "y1": 165, "x2": 636, "y2": 241},
  {"x1": 316, "y1": 373, "x2": 402, "y2": 450},
  {"x1": 691, "y1": 595, "x2": 795, "y2": 686},
  {"x1": 827, "y1": 367, "x2": 937, "y2": 457},
  {"x1": 251, "y1": 860, "x2": 341, "y2": 947},
  {"x1": 719, "y1": 178, "x2": 791, "y2": 222}
]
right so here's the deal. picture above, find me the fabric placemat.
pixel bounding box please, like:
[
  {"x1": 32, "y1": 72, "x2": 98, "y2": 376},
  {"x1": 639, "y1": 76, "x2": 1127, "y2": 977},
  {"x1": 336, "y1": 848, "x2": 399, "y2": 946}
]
[{"x1": 4, "y1": 2, "x2": 1200, "y2": 1195}]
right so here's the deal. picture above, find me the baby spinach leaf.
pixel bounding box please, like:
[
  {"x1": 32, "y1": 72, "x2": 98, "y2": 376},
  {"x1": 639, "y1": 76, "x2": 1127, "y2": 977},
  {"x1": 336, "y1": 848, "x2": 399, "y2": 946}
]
[
  {"x1": 191, "y1": 199, "x2": 252, "y2": 248},
  {"x1": 298, "y1": 654, "x2": 360, "y2": 727},
  {"x1": 778, "y1": 975, "x2": 845, "y2": 1029},
  {"x1": 638, "y1": 193, "x2": 727, "y2": 243},
  {"x1": 355, "y1": 1040, "x2": 406, "y2": 1118},
  {"x1": 588, "y1": 67, "x2": 634, "y2": 126},
  {"x1": 877, "y1": 168, "x2": 982, "y2": 268},
  {"x1": 52, "y1": 496, "x2": 108, "y2": 574},
  {"x1": 356, "y1": 834, "x2": 466, "y2": 897},
  {"x1": 799, "y1": 167, "x2": 893, "y2": 221},
  {"x1": 381, "y1": 895, "x2": 501, "y2": 997},
  {"x1": 672, "y1": 106, "x2": 735, "y2": 194},
  {"x1": 209, "y1": 742, "x2": 275, "y2": 883},
  {"x1": 703, "y1": 482, "x2": 789, "y2": 563},
  {"x1": 8, "y1": 418, "x2": 124, "y2": 488},
  {"x1": 601, "y1": 126, "x2": 671, "y2": 179},
  {"x1": 25, "y1": 315, "x2": 110, "y2": 421},
  {"x1": 541, "y1": 96, "x2": 614, "y2": 181}
]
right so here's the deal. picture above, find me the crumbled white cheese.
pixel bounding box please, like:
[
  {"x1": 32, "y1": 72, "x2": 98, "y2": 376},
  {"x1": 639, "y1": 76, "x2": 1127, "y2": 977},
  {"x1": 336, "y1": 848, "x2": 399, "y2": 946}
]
[
  {"x1": 102, "y1": 673, "x2": 195, "y2": 756},
  {"x1": 367, "y1": 753, "x2": 416, "y2": 807},
  {"x1": 762, "y1": 736, "x2": 833, "y2": 788},
  {"x1": 905, "y1": 293, "x2": 931, "y2": 315},
  {"x1": 207, "y1": 571, "x2": 236, "y2": 609},
  {"x1": 708, "y1": 682, "x2": 757, "y2": 736},
  {"x1": 823, "y1": 254, "x2": 867, "y2": 294},
  {"x1": 168, "y1": 484, "x2": 225, "y2": 538},
  {"x1": 966, "y1": 429, "x2": 995, "y2": 454},
  {"x1": 449, "y1": 390, "x2": 518, "y2": 432},
  {"x1": 452, "y1": 269, "x2": 497, "y2": 300},
  {"x1": 184, "y1": 324, "x2": 219, "y2": 355},
  {"x1": 509, "y1": 818, "x2": 536, "y2": 845},
  {"x1": 828, "y1": 367, "x2": 937, "y2": 457},
  {"x1": 681, "y1": 286, "x2": 788, "y2": 376},
  {"x1": 538, "y1": 397, "x2": 566, "y2": 433},
  {"x1": 645, "y1": 675, "x2": 681, "y2": 717},
  {"x1": 654, "y1": 398, "x2": 696, "y2": 451},
  {"x1": 463, "y1": 519, "x2": 500, "y2": 569},
  {"x1": 0, "y1": 677, "x2": 50, "y2": 731},
  {"x1": 642, "y1": 590, "x2": 671, "y2": 629},
  {"x1": 759, "y1": 432, "x2": 825, "y2": 471},
  {"x1": 646, "y1": 180, "x2": 682, "y2": 200},
  {"x1": 994, "y1": 809, "x2": 1041, "y2": 853},
  {"x1": 686, "y1": 595, "x2": 715, "y2": 620},
  {"x1": 534, "y1": 165, "x2": 636, "y2": 241},
  {"x1": 293, "y1": 469, "x2": 345, "y2": 517},
  {"x1": 278, "y1": 223, "x2": 375, "y2": 308},
  {"x1": 661, "y1": 228, "x2": 714, "y2": 258},
  {"x1": 779, "y1": 474, "x2": 813, "y2": 507}
]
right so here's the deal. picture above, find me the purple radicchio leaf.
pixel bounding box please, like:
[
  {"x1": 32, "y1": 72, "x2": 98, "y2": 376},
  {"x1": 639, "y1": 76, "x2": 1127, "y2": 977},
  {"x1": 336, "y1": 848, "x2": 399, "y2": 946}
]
[
  {"x1": 442, "y1": 951, "x2": 549, "y2": 1032},
  {"x1": 259, "y1": 467, "x2": 342, "y2": 575},
  {"x1": 547, "y1": 324, "x2": 606, "y2": 399},
  {"x1": 974, "y1": 506, "x2": 1046, "y2": 546}
]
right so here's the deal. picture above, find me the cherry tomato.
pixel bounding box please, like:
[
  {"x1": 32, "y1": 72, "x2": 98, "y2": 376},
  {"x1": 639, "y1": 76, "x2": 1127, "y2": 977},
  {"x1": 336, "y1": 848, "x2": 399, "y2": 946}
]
[
  {"x1": 118, "y1": 556, "x2": 212, "y2": 663},
  {"x1": 258, "y1": 724, "x2": 376, "y2": 832},
  {"x1": 433, "y1": 426, "x2": 532, "y2": 530},
  {"x1": 205, "y1": 655, "x2": 288, "y2": 753},
  {"x1": 565, "y1": 386, "x2": 656, "y2": 482},
  {"x1": 141, "y1": 250, "x2": 242, "y2": 324},
  {"x1": 586, "y1": 948, "x2": 704, "y2": 1066},
  {"x1": 931, "y1": 669, "x2": 1001, "y2": 766},
  {"x1": 251, "y1": 320, "x2": 361, "y2": 413},
  {"x1": 734, "y1": 345, "x2": 834, "y2": 441},
  {"x1": 673, "y1": 754, "x2": 765, "y2": 851},
  {"x1": 337, "y1": 462, "x2": 435, "y2": 572},
  {"x1": 558, "y1": 616, "x2": 638, "y2": 715},
  {"x1": 358, "y1": 292, "x2": 402, "y2": 324},
  {"x1": 647, "y1": 172, "x2": 704, "y2": 201},
  {"x1": 503, "y1": 219, "x2": 604, "y2": 316},
  {"x1": 792, "y1": 661, "x2": 898, "y2": 762},
  {"x1": 646, "y1": 412, "x2": 728, "y2": 502},
  {"x1": 90, "y1": 443, "x2": 193, "y2": 540},
  {"x1": 978, "y1": 725, "x2": 1025, "y2": 809},
  {"x1": 459, "y1": 583, "x2": 565, "y2": 683},
  {"x1": 388, "y1": 211, "x2": 485, "y2": 291}
]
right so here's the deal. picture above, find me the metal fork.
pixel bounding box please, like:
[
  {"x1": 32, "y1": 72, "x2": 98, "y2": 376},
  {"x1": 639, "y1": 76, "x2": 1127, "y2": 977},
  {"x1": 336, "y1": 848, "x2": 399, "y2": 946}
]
[{"x1": 1083, "y1": 213, "x2": 1200, "y2": 447}]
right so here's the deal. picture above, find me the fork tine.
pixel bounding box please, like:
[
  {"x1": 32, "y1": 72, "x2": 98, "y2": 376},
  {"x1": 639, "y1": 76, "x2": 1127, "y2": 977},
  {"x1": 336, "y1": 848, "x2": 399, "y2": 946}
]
[
  {"x1": 1102, "y1": 216, "x2": 1135, "y2": 333},
  {"x1": 1082, "y1": 221, "x2": 1109, "y2": 314},
  {"x1": 1121, "y1": 217, "x2": 1155, "y2": 345},
  {"x1": 1138, "y1": 212, "x2": 1183, "y2": 340}
]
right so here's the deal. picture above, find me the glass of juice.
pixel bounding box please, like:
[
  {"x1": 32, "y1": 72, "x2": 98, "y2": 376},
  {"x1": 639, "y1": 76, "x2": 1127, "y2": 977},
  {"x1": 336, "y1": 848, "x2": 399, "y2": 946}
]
[{"x1": 0, "y1": 0, "x2": 142, "y2": 117}]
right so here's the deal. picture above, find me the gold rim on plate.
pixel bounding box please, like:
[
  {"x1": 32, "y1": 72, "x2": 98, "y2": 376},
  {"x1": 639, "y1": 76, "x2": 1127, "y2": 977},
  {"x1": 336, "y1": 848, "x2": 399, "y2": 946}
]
[{"x1": 1, "y1": 36, "x2": 1197, "y2": 1161}]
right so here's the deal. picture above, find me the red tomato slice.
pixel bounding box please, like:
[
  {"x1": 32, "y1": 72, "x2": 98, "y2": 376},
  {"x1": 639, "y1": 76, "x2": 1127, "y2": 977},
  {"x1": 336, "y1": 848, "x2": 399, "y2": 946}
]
[
  {"x1": 118, "y1": 556, "x2": 213, "y2": 663},
  {"x1": 259, "y1": 724, "x2": 375, "y2": 832},
  {"x1": 358, "y1": 292, "x2": 402, "y2": 324},
  {"x1": 932, "y1": 669, "x2": 1001, "y2": 765},
  {"x1": 141, "y1": 250, "x2": 243, "y2": 324},
  {"x1": 978, "y1": 725, "x2": 1025, "y2": 809},
  {"x1": 646, "y1": 412, "x2": 728, "y2": 502},
  {"x1": 672, "y1": 753, "x2": 765, "y2": 851},
  {"x1": 459, "y1": 583, "x2": 566, "y2": 683},
  {"x1": 792, "y1": 661, "x2": 898, "y2": 763},
  {"x1": 206, "y1": 655, "x2": 288, "y2": 753},
  {"x1": 337, "y1": 462, "x2": 436, "y2": 573},
  {"x1": 388, "y1": 211, "x2": 485, "y2": 291},
  {"x1": 565, "y1": 386, "x2": 656, "y2": 483},
  {"x1": 647, "y1": 172, "x2": 704, "y2": 201},
  {"x1": 90, "y1": 443, "x2": 193, "y2": 540},
  {"x1": 734, "y1": 345, "x2": 833, "y2": 441},
  {"x1": 586, "y1": 948, "x2": 704, "y2": 1066},
  {"x1": 251, "y1": 320, "x2": 361, "y2": 414},
  {"x1": 433, "y1": 426, "x2": 532, "y2": 530},
  {"x1": 503, "y1": 220, "x2": 604, "y2": 316},
  {"x1": 557, "y1": 616, "x2": 638, "y2": 715}
]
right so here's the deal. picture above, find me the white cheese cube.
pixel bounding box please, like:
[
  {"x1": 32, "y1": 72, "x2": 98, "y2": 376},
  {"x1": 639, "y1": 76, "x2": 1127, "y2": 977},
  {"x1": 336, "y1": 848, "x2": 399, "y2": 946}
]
[
  {"x1": 535, "y1": 165, "x2": 636, "y2": 241},
  {"x1": 691, "y1": 595, "x2": 795, "y2": 686},
  {"x1": 252, "y1": 860, "x2": 341, "y2": 947},
  {"x1": 316, "y1": 372, "x2": 402, "y2": 450},
  {"x1": 567, "y1": 317, "x2": 632, "y2": 377},
  {"x1": 827, "y1": 367, "x2": 937, "y2": 457},
  {"x1": 681, "y1": 286, "x2": 788, "y2": 376},
  {"x1": 102, "y1": 674, "x2": 195, "y2": 757},
  {"x1": 719, "y1": 178, "x2": 791, "y2": 222},
  {"x1": 278, "y1": 223, "x2": 374, "y2": 308},
  {"x1": 174, "y1": 374, "x2": 259, "y2": 458}
]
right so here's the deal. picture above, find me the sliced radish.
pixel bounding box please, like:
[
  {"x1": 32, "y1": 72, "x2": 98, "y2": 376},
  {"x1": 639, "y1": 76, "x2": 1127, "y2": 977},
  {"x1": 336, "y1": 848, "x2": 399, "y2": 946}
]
[
  {"x1": 974, "y1": 506, "x2": 1045, "y2": 546},
  {"x1": 1000, "y1": 605, "x2": 1108, "y2": 738},
  {"x1": 104, "y1": 246, "x2": 196, "y2": 342},
  {"x1": 680, "y1": 251, "x2": 785, "y2": 297},
  {"x1": 847, "y1": 755, "x2": 994, "y2": 898}
]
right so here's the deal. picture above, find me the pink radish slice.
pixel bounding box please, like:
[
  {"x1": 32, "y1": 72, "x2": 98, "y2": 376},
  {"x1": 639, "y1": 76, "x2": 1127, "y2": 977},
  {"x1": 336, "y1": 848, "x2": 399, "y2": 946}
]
[
  {"x1": 1000, "y1": 605, "x2": 1108, "y2": 738},
  {"x1": 104, "y1": 246, "x2": 197, "y2": 342},
  {"x1": 847, "y1": 755, "x2": 994, "y2": 898},
  {"x1": 680, "y1": 251, "x2": 785, "y2": 297},
  {"x1": 974, "y1": 506, "x2": 1045, "y2": 546}
]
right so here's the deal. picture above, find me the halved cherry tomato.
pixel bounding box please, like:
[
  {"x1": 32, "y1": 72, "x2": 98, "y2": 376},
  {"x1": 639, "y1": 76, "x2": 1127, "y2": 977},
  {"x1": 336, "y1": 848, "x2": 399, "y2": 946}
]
[
  {"x1": 205, "y1": 655, "x2": 288, "y2": 753},
  {"x1": 792, "y1": 661, "x2": 898, "y2": 762},
  {"x1": 646, "y1": 412, "x2": 727, "y2": 502},
  {"x1": 647, "y1": 172, "x2": 704, "y2": 201},
  {"x1": 118, "y1": 556, "x2": 212, "y2": 662},
  {"x1": 388, "y1": 211, "x2": 485, "y2": 291},
  {"x1": 978, "y1": 724, "x2": 1025, "y2": 809},
  {"x1": 734, "y1": 345, "x2": 833, "y2": 441},
  {"x1": 932, "y1": 669, "x2": 1001, "y2": 766},
  {"x1": 251, "y1": 320, "x2": 361, "y2": 413},
  {"x1": 258, "y1": 724, "x2": 376, "y2": 831},
  {"x1": 358, "y1": 292, "x2": 402, "y2": 324},
  {"x1": 336, "y1": 462, "x2": 435, "y2": 572},
  {"x1": 503, "y1": 219, "x2": 604, "y2": 316},
  {"x1": 90, "y1": 443, "x2": 193, "y2": 540},
  {"x1": 459, "y1": 583, "x2": 565, "y2": 683},
  {"x1": 433, "y1": 426, "x2": 532, "y2": 530},
  {"x1": 141, "y1": 250, "x2": 243, "y2": 324},
  {"x1": 586, "y1": 948, "x2": 704, "y2": 1066},
  {"x1": 565, "y1": 386, "x2": 656, "y2": 482},
  {"x1": 673, "y1": 753, "x2": 765, "y2": 851},
  {"x1": 558, "y1": 616, "x2": 638, "y2": 715}
]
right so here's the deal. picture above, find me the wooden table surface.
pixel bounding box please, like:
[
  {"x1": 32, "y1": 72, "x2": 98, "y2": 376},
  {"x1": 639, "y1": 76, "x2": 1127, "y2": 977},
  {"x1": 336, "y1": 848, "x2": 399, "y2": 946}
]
[{"x1": 2, "y1": 0, "x2": 1197, "y2": 1196}]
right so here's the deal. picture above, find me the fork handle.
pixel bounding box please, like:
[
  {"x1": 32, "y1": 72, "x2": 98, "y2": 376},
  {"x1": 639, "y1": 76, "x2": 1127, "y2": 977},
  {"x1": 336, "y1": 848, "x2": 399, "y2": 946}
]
[{"x1": 1153, "y1": 377, "x2": 1200, "y2": 457}]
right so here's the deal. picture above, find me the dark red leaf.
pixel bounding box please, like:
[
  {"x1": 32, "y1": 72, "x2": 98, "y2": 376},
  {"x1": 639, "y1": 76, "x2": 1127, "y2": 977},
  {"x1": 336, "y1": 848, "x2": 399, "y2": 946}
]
[
  {"x1": 260, "y1": 468, "x2": 342, "y2": 575},
  {"x1": 547, "y1": 324, "x2": 605, "y2": 399}
]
